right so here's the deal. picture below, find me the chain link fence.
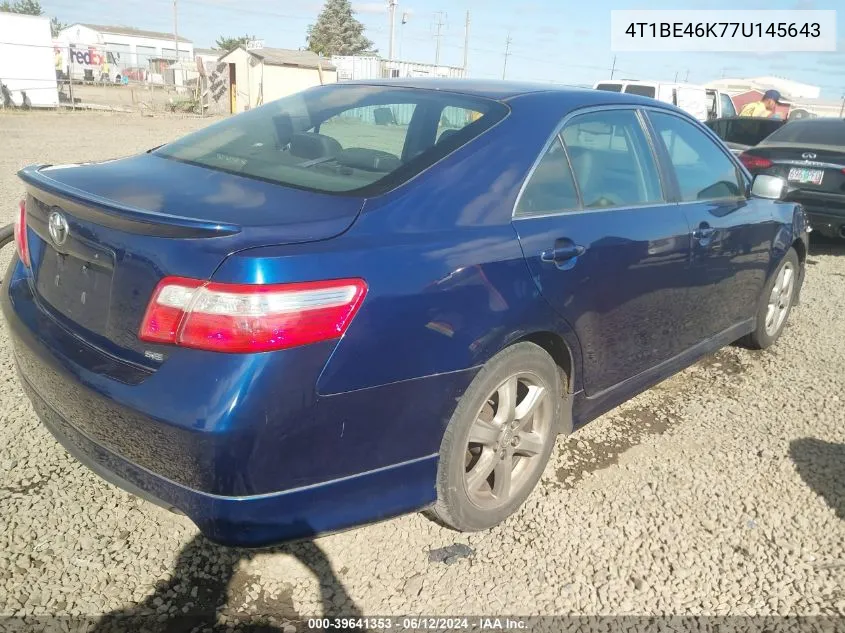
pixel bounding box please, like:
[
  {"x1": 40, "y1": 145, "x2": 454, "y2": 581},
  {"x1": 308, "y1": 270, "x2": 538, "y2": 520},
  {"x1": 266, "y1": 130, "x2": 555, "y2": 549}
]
[{"x1": 1, "y1": 41, "x2": 232, "y2": 116}]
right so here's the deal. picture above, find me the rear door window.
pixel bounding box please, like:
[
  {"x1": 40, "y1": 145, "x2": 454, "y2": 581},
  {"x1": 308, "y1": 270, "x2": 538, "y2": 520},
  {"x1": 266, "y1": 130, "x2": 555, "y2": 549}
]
[
  {"x1": 155, "y1": 85, "x2": 507, "y2": 195},
  {"x1": 560, "y1": 109, "x2": 663, "y2": 208},
  {"x1": 595, "y1": 83, "x2": 623, "y2": 92}
]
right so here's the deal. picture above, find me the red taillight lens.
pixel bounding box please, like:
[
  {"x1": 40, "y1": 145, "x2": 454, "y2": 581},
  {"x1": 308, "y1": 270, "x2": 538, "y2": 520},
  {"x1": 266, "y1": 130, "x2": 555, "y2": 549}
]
[
  {"x1": 139, "y1": 277, "x2": 368, "y2": 353},
  {"x1": 739, "y1": 153, "x2": 773, "y2": 170},
  {"x1": 14, "y1": 199, "x2": 30, "y2": 268}
]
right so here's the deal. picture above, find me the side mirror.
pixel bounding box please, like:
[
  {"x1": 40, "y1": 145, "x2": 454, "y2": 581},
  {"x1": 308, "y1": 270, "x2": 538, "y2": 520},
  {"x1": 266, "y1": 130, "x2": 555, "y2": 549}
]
[{"x1": 750, "y1": 174, "x2": 787, "y2": 200}]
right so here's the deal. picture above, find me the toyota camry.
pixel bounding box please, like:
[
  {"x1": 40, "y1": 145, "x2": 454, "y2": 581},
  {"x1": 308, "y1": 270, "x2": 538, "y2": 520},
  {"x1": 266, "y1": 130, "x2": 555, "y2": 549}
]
[{"x1": 3, "y1": 80, "x2": 809, "y2": 546}]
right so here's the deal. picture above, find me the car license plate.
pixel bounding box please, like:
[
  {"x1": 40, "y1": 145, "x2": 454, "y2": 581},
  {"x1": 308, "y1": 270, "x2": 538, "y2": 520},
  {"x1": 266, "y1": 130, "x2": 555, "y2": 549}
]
[
  {"x1": 788, "y1": 167, "x2": 824, "y2": 185},
  {"x1": 35, "y1": 246, "x2": 114, "y2": 332}
]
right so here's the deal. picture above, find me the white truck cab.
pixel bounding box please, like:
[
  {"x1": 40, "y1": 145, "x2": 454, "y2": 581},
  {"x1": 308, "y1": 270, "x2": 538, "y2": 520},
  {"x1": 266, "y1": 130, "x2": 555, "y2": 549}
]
[{"x1": 593, "y1": 79, "x2": 736, "y2": 122}]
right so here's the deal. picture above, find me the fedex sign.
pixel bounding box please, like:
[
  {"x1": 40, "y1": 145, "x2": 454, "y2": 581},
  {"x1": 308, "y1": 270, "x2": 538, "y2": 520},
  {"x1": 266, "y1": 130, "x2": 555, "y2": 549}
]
[{"x1": 70, "y1": 46, "x2": 105, "y2": 67}]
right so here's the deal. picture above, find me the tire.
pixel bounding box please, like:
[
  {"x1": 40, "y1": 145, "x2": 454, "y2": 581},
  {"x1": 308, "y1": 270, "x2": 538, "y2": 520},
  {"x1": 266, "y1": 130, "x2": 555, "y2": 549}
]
[
  {"x1": 744, "y1": 247, "x2": 800, "y2": 350},
  {"x1": 430, "y1": 342, "x2": 561, "y2": 532}
]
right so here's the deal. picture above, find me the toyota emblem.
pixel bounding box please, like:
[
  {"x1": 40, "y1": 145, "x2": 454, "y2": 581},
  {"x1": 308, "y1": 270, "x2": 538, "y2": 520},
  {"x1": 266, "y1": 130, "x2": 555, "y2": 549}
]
[
  {"x1": 802, "y1": 152, "x2": 817, "y2": 160},
  {"x1": 48, "y1": 210, "x2": 69, "y2": 246}
]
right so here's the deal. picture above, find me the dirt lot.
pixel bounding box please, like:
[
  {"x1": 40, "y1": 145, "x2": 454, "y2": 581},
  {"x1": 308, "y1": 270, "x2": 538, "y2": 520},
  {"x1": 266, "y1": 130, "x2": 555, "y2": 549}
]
[{"x1": 0, "y1": 111, "x2": 844, "y2": 629}]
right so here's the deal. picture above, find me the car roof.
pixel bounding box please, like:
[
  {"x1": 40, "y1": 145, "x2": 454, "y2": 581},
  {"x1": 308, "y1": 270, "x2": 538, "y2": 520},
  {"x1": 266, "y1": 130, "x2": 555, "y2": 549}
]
[{"x1": 335, "y1": 78, "x2": 666, "y2": 106}]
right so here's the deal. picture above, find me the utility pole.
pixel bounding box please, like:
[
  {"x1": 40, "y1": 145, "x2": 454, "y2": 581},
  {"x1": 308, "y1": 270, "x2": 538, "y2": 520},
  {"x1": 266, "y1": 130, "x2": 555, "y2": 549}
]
[
  {"x1": 433, "y1": 11, "x2": 446, "y2": 67},
  {"x1": 388, "y1": 0, "x2": 398, "y2": 60},
  {"x1": 609, "y1": 55, "x2": 616, "y2": 80},
  {"x1": 173, "y1": 0, "x2": 181, "y2": 86},
  {"x1": 463, "y1": 10, "x2": 470, "y2": 73},
  {"x1": 502, "y1": 34, "x2": 512, "y2": 80},
  {"x1": 673, "y1": 71, "x2": 679, "y2": 82},
  {"x1": 839, "y1": 94, "x2": 845, "y2": 118},
  {"x1": 684, "y1": 69, "x2": 689, "y2": 82}
]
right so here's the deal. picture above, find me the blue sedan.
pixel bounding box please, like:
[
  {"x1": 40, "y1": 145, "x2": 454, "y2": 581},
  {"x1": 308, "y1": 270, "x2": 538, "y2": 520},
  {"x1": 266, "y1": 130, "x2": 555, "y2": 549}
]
[{"x1": 3, "y1": 80, "x2": 809, "y2": 546}]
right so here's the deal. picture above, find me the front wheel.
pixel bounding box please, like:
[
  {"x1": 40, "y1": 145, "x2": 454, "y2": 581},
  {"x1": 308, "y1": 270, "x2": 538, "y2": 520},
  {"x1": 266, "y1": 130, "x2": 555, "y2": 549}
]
[
  {"x1": 430, "y1": 342, "x2": 561, "y2": 532},
  {"x1": 744, "y1": 248, "x2": 800, "y2": 350}
]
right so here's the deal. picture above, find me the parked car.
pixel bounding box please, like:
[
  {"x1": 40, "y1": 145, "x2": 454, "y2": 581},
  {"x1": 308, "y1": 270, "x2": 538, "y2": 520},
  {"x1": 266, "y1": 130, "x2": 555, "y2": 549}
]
[
  {"x1": 738, "y1": 118, "x2": 845, "y2": 239},
  {"x1": 4, "y1": 80, "x2": 809, "y2": 547},
  {"x1": 705, "y1": 116, "x2": 787, "y2": 155},
  {"x1": 593, "y1": 79, "x2": 735, "y2": 122}
]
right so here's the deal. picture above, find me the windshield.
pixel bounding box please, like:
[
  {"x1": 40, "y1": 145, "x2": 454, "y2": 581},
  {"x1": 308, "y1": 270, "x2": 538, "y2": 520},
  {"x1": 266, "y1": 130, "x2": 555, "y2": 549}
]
[
  {"x1": 155, "y1": 84, "x2": 508, "y2": 195},
  {"x1": 761, "y1": 120, "x2": 845, "y2": 147}
]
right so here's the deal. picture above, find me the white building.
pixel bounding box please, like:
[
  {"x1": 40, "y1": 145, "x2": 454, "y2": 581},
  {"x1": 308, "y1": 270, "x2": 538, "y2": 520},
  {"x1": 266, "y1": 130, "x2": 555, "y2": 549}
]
[
  {"x1": 0, "y1": 13, "x2": 58, "y2": 107},
  {"x1": 704, "y1": 76, "x2": 820, "y2": 100},
  {"x1": 217, "y1": 47, "x2": 336, "y2": 113},
  {"x1": 332, "y1": 56, "x2": 465, "y2": 81},
  {"x1": 55, "y1": 23, "x2": 193, "y2": 82}
]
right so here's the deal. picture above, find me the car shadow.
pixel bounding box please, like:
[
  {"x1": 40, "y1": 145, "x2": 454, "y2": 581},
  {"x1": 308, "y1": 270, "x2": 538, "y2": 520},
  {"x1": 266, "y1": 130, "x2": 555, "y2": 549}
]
[
  {"x1": 808, "y1": 234, "x2": 845, "y2": 257},
  {"x1": 91, "y1": 527, "x2": 362, "y2": 632},
  {"x1": 789, "y1": 438, "x2": 845, "y2": 521}
]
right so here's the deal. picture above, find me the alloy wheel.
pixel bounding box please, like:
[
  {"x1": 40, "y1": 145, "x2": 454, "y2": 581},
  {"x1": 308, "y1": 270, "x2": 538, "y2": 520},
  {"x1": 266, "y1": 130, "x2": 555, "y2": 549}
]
[
  {"x1": 463, "y1": 372, "x2": 552, "y2": 510},
  {"x1": 765, "y1": 261, "x2": 795, "y2": 336}
]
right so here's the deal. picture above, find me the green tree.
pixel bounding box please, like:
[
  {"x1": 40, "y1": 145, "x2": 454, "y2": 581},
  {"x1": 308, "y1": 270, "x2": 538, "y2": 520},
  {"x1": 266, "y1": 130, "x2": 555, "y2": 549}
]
[
  {"x1": 307, "y1": 0, "x2": 374, "y2": 57},
  {"x1": 0, "y1": 0, "x2": 43, "y2": 14},
  {"x1": 1, "y1": 1, "x2": 65, "y2": 37},
  {"x1": 50, "y1": 16, "x2": 66, "y2": 37},
  {"x1": 214, "y1": 35, "x2": 254, "y2": 52}
]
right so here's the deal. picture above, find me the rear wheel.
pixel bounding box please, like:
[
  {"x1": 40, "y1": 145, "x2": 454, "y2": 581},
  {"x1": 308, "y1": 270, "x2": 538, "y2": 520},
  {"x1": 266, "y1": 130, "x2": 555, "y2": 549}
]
[
  {"x1": 430, "y1": 342, "x2": 560, "y2": 532},
  {"x1": 744, "y1": 248, "x2": 799, "y2": 349}
]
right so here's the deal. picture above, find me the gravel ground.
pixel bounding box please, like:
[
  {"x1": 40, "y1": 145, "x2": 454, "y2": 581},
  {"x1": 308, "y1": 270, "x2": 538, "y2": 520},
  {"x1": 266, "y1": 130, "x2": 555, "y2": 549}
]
[{"x1": 1, "y1": 112, "x2": 844, "y2": 629}]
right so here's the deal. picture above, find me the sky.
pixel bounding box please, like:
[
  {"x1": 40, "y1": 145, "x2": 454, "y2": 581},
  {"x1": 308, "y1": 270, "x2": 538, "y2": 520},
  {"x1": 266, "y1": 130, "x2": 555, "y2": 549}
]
[{"x1": 42, "y1": 0, "x2": 845, "y2": 99}]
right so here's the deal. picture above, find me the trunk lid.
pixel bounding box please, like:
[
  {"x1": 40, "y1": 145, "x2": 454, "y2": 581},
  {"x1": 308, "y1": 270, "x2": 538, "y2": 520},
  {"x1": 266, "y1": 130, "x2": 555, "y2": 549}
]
[{"x1": 19, "y1": 155, "x2": 363, "y2": 367}]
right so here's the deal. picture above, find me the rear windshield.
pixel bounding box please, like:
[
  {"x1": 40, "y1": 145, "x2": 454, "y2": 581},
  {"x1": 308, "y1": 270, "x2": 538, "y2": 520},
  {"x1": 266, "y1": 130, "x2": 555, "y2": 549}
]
[
  {"x1": 155, "y1": 85, "x2": 508, "y2": 195},
  {"x1": 595, "y1": 83, "x2": 623, "y2": 92},
  {"x1": 624, "y1": 85, "x2": 656, "y2": 98},
  {"x1": 761, "y1": 120, "x2": 845, "y2": 146}
]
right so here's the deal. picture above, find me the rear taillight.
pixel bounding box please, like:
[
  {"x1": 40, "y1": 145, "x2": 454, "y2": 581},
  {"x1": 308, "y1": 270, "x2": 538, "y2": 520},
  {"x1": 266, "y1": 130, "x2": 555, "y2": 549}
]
[
  {"x1": 739, "y1": 153, "x2": 773, "y2": 170},
  {"x1": 14, "y1": 199, "x2": 30, "y2": 268},
  {"x1": 139, "y1": 277, "x2": 368, "y2": 353}
]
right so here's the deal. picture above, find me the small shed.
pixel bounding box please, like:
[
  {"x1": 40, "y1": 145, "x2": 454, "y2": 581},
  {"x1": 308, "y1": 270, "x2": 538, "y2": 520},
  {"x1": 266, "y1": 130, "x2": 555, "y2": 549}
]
[
  {"x1": 0, "y1": 13, "x2": 59, "y2": 107},
  {"x1": 217, "y1": 47, "x2": 337, "y2": 113}
]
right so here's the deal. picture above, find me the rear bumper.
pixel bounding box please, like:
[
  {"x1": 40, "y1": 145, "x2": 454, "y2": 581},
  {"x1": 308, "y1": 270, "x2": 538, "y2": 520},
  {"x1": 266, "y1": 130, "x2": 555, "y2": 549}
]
[
  {"x1": 805, "y1": 211, "x2": 845, "y2": 238},
  {"x1": 3, "y1": 259, "x2": 474, "y2": 545},
  {"x1": 24, "y1": 371, "x2": 437, "y2": 546},
  {"x1": 787, "y1": 194, "x2": 845, "y2": 238}
]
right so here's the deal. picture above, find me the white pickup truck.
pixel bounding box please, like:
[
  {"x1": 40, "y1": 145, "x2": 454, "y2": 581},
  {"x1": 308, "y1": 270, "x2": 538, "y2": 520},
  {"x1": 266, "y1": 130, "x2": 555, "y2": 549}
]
[{"x1": 593, "y1": 79, "x2": 736, "y2": 123}]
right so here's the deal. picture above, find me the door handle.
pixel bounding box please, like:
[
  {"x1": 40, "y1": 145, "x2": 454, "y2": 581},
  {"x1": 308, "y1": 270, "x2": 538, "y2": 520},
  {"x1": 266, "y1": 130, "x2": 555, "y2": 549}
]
[{"x1": 541, "y1": 241, "x2": 585, "y2": 264}]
